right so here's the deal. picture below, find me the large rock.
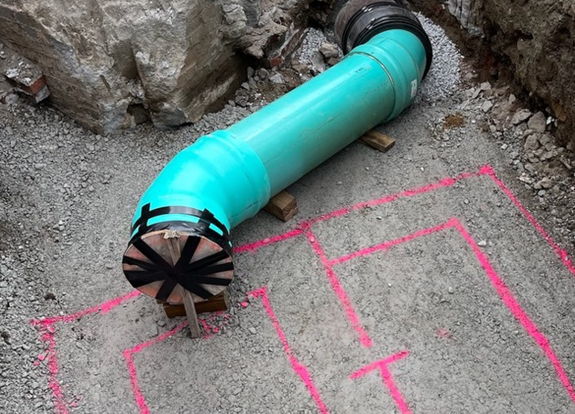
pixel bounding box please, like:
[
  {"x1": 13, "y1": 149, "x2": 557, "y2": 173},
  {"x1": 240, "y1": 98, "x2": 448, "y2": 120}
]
[
  {"x1": 0, "y1": 0, "x2": 325, "y2": 132},
  {"x1": 411, "y1": 0, "x2": 575, "y2": 144}
]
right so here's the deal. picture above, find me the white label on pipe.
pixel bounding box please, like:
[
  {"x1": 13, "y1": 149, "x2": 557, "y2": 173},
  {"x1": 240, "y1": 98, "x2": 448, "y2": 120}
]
[{"x1": 410, "y1": 79, "x2": 418, "y2": 99}]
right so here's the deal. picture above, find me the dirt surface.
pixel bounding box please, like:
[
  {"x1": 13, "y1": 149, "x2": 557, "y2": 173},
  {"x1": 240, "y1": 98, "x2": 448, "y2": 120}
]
[
  {"x1": 411, "y1": 0, "x2": 575, "y2": 147},
  {"x1": 1, "y1": 17, "x2": 574, "y2": 414}
]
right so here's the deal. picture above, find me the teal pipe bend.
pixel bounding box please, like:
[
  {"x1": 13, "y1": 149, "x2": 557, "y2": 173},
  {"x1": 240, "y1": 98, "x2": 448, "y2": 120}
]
[{"x1": 122, "y1": 9, "x2": 432, "y2": 305}]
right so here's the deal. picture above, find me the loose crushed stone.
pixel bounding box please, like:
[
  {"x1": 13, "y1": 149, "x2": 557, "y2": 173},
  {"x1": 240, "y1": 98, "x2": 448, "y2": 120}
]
[
  {"x1": 0, "y1": 12, "x2": 573, "y2": 414},
  {"x1": 294, "y1": 28, "x2": 328, "y2": 67},
  {"x1": 416, "y1": 13, "x2": 462, "y2": 103}
]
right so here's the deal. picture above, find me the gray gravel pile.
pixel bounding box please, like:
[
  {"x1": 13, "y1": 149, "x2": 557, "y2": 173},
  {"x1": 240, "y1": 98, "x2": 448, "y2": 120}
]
[
  {"x1": 416, "y1": 13, "x2": 462, "y2": 103},
  {"x1": 294, "y1": 28, "x2": 328, "y2": 66},
  {"x1": 292, "y1": 27, "x2": 335, "y2": 75},
  {"x1": 291, "y1": 14, "x2": 462, "y2": 104}
]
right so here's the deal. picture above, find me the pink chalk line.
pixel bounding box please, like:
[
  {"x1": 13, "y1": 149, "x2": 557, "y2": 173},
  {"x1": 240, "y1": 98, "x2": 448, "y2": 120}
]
[
  {"x1": 451, "y1": 218, "x2": 575, "y2": 403},
  {"x1": 29, "y1": 224, "x2": 305, "y2": 414},
  {"x1": 350, "y1": 351, "x2": 412, "y2": 414},
  {"x1": 29, "y1": 164, "x2": 575, "y2": 412},
  {"x1": 30, "y1": 289, "x2": 143, "y2": 414},
  {"x1": 31, "y1": 289, "x2": 142, "y2": 327},
  {"x1": 123, "y1": 312, "x2": 231, "y2": 414},
  {"x1": 123, "y1": 321, "x2": 187, "y2": 414},
  {"x1": 249, "y1": 287, "x2": 330, "y2": 414},
  {"x1": 304, "y1": 228, "x2": 374, "y2": 348},
  {"x1": 229, "y1": 166, "x2": 488, "y2": 257},
  {"x1": 37, "y1": 324, "x2": 69, "y2": 414},
  {"x1": 233, "y1": 229, "x2": 303, "y2": 254},
  {"x1": 332, "y1": 217, "x2": 575, "y2": 403},
  {"x1": 330, "y1": 220, "x2": 454, "y2": 266},
  {"x1": 482, "y1": 165, "x2": 575, "y2": 276},
  {"x1": 30, "y1": 288, "x2": 224, "y2": 414},
  {"x1": 299, "y1": 169, "x2": 485, "y2": 227},
  {"x1": 223, "y1": 164, "x2": 574, "y2": 282}
]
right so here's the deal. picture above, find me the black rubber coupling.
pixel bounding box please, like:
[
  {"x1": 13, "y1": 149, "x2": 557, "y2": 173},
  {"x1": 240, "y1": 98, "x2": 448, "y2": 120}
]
[{"x1": 334, "y1": 0, "x2": 433, "y2": 77}]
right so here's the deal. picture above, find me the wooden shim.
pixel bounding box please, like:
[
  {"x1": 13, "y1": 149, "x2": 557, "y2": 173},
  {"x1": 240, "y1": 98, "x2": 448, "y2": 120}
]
[
  {"x1": 166, "y1": 235, "x2": 202, "y2": 338},
  {"x1": 183, "y1": 290, "x2": 202, "y2": 338},
  {"x1": 360, "y1": 129, "x2": 396, "y2": 153},
  {"x1": 156, "y1": 233, "x2": 231, "y2": 338},
  {"x1": 162, "y1": 291, "x2": 230, "y2": 318},
  {"x1": 264, "y1": 190, "x2": 298, "y2": 222}
]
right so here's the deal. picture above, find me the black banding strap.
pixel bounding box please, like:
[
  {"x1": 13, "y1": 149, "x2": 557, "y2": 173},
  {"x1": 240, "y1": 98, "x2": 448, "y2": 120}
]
[
  {"x1": 155, "y1": 278, "x2": 178, "y2": 302},
  {"x1": 182, "y1": 281, "x2": 215, "y2": 300},
  {"x1": 123, "y1": 270, "x2": 165, "y2": 287},
  {"x1": 122, "y1": 256, "x2": 157, "y2": 272},
  {"x1": 129, "y1": 219, "x2": 232, "y2": 255},
  {"x1": 176, "y1": 235, "x2": 200, "y2": 272},
  {"x1": 133, "y1": 239, "x2": 173, "y2": 273},
  {"x1": 191, "y1": 262, "x2": 234, "y2": 276},
  {"x1": 192, "y1": 276, "x2": 231, "y2": 286},
  {"x1": 186, "y1": 250, "x2": 229, "y2": 271},
  {"x1": 132, "y1": 238, "x2": 183, "y2": 301},
  {"x1": 131, "y1": 204, "x2": 229, "y2": 241}
]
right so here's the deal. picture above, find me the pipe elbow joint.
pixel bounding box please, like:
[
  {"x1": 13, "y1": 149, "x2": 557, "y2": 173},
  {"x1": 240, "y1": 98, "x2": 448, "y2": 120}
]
[
  {"x1": 122, "y1": 131, "x2": 270, "y2": 304},
  {"x1": 122, "y1": 1, "x2": 433, "y2": 306}
]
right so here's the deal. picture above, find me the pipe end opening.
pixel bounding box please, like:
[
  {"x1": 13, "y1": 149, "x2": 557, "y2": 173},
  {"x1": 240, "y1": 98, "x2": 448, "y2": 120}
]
[
  {"x1": 122, "y1": 229, "x2": 234, "y2": 305},
  {"x1": 334, "y1": 0, "x2": 433, "y2": 77}
]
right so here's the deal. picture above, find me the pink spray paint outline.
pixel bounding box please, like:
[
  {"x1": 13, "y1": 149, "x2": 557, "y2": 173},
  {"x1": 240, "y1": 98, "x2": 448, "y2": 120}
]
[
  {"x1": 248, "y1": 287, "x2": 330, "y2": 414},
  {"x1": 482, "y1": 165, "x2": 575, "y2": 275},
  {"x1": 333, "y1": 217, "x2": 575, "y2": 403},
  {"x1": 233, "y1": 229, "x2": 304, "y2": 254},
  {"x1": 118, "y1": 218, "x2": 575, "y2": 411},
  {"x1": 29, "y1": 291, "x2": 221, "y2": 414},
  {"x1": 350, "y1": 351, "x2": 412, "y2": 414},
  {"x1": 30, "y1": 290, "x2": 142, "y2": 414},
  {"x1": 29, "y1": 164, "x2": 575, "y2": 412},
  {"x1": 123, "y1": 321, "x2": 189, "y2": 414},
  {"x1": 304, "y1": 227, "x2": 374, "y2": 348},
  {"x1": 121, "y1": 287, "x2": 329, "y2": 414},
  {"x1": 122, "y1": 312, "x2": 227, "y2": 414}
]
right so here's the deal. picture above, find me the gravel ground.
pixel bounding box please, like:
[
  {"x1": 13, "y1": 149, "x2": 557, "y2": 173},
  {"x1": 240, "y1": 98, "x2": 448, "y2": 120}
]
[
  {"x1": 1, "y1": 14, "x2": 574, "y2": 414},
  {"x1": 294, "y1": 28, "x2": 328, "y2": 66},
  {"x1": 416, "y1": 13, "x2": 461, "y2": 103}
]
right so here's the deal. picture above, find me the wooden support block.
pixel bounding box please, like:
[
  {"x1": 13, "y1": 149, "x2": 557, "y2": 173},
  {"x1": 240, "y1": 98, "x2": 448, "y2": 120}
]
[
  {"x1": 161, "y1": 291, "x2": 230, "y2": 318},
  {"x1": 264, "y1": 190, "x2": 298, "y2": 222},
  {"x1": 161, "y1": 302, "x2": 186, "y2": 318},
  {"x1": 360, "y1": 128, "x2": 396, "y2": 153}
]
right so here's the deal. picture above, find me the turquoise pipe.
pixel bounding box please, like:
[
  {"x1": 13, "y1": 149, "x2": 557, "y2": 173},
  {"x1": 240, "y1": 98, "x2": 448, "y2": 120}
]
[
  {"x1": 122, "y1": 1, "x2": 432, "y2": 303},
  {"x1": 131, "y1": 29, "x2": 428, "y2": 236}
]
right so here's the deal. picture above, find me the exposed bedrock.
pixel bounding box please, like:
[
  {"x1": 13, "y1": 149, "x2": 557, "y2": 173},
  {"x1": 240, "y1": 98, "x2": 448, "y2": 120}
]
[
  {"x1": 411, "y1": 0, "x2": 575, "y2": 144},
  {"x1": 0, "y1": 0, "x2": 333, "y2": 132}
]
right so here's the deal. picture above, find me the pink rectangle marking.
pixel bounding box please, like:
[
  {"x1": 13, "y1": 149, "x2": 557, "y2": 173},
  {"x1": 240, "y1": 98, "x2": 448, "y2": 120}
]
[
  {"x1": 29, "y1": 164, "x2": 575, "y2": 413},
  {"x1": 329, "y1": 217, "x2": 575, "y2": 403}
]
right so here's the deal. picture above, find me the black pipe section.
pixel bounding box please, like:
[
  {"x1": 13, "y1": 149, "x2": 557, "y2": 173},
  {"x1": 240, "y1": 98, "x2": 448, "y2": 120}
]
[{"x1": 335, "y1": 0, "x2": 433, "y2": 76}]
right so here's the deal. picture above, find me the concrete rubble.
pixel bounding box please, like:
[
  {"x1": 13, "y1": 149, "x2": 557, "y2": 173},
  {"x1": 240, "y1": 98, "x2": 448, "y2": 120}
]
[{"x1": 0, "y1": 42, "x2": 49, "y2": 104}]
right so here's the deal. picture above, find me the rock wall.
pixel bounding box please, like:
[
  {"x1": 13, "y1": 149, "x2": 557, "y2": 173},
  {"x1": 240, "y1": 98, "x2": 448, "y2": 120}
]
[
  {"x1": 0, "y1": 0, "x2": 323, "y2": 133},
  {"x1": 411, "y1": 0, "x2": 575, "y2": 143}
]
